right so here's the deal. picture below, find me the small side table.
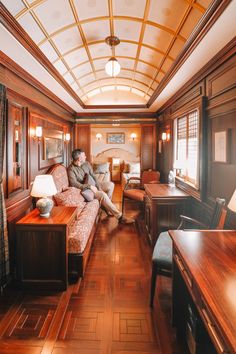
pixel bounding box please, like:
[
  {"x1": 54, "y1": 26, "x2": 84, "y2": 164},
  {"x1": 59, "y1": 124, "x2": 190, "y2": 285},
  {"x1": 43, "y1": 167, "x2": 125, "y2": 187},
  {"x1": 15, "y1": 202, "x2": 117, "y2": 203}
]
[{"x1": 16, "y1": 206, "x2": 77, "y2": 290}]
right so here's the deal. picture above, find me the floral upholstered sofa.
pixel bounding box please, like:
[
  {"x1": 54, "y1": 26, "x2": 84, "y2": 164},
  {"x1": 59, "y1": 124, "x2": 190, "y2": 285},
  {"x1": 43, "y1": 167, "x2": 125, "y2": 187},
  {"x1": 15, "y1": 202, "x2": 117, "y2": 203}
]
[{"x1": 47, "y1": 164, "x2": 100, "y2": 279}]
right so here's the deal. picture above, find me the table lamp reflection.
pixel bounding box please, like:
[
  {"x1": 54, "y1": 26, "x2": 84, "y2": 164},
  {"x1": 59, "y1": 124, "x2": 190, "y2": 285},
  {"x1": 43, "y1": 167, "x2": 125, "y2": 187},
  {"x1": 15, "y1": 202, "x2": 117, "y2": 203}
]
[{"x1": 31, "y1": 175, "x2": 57, "y2": 217}]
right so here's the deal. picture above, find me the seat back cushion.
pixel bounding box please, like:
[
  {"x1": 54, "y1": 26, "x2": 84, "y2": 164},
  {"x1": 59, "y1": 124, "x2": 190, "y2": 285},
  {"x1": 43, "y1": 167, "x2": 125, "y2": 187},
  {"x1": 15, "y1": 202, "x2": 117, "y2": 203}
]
[{"x1": 47, "y1": 164, "x2": 69, "y2": 193}]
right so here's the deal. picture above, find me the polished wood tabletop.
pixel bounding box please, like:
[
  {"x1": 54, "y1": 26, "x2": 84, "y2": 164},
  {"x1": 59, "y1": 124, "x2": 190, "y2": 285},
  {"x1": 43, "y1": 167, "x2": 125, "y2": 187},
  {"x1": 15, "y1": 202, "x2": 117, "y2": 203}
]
[
  {"x1": 169, "y1": 230, "x2": 236, "y2": 353},
  {"x1": 144, "y1": 183, "x2": 189, "y2": 199},
  {"x1": 16, "y1": 206, "x2": 77, "y2": 225}
]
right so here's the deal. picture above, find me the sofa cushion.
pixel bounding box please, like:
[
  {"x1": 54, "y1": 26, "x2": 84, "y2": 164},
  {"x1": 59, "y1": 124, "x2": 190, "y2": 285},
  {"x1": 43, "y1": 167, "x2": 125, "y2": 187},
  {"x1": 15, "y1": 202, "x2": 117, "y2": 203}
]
[
  {"x1": 129, "y1": 162, "x2": 140, "y2": 174},
  {"x1": 68, "y1": 199, "x2": 99, "y2": 253},
  {"x1": 93, "y1": 162, "x2": 110, "y2": 174},
  {"x1": 123, "y1": 161, "x2": 140, "y2": 173},
  {"x1": 48, "y1": 164, "x2": 69, "y2": 193},
  {"x1": 81, "y1": 189, "x2": 94, "y2": 202},
  {"x1": 54, "y1": 187, "x2": 85, "y2": 206}
]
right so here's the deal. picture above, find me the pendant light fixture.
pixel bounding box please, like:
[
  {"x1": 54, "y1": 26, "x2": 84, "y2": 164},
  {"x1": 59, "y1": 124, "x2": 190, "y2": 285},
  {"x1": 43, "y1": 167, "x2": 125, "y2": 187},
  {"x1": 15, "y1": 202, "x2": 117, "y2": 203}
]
[{"x1": 105, "y1": 36, "x2": 121, "y2": 77}]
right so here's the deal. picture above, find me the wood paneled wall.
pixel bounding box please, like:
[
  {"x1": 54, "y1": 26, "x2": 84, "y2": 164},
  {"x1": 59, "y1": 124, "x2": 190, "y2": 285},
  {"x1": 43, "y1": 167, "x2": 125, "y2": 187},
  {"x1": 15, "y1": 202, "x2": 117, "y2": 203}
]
[
  {"x1": 156, "y1": 40, "x2": 236, "y2": 228},
  {"x1": 0, "y1": 59, "x2": 75, "y2": 278}
]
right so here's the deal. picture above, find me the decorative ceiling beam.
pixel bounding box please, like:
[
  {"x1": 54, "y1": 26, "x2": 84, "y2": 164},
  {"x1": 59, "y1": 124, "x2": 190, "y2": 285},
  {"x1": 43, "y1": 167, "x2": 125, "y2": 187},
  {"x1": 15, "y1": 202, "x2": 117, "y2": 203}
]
[{"x1": 0, "y1": 2, "x2": 85, "y2": 108}]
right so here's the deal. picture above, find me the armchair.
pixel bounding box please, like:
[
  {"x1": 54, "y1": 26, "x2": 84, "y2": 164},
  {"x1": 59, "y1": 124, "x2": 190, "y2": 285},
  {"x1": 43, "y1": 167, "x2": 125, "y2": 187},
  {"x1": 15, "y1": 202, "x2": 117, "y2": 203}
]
[
  {"x1": 122, "y1": 170, "x2": 160, "y2": 214},
  {"x1": 150, "y1": 197, "x2": 226, "y2": 307}
]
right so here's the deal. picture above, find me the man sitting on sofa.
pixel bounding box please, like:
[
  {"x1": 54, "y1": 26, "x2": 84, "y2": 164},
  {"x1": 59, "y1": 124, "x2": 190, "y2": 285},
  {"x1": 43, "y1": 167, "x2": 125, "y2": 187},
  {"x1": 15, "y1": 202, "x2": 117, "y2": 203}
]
[{"x1": 68, "y1": 149, "x2": 133, "y2": 224}]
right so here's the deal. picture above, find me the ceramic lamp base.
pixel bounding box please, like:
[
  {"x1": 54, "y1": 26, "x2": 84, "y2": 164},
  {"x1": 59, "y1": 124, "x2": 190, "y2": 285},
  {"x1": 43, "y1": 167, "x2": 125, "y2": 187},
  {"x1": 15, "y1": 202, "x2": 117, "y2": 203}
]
[{"x1": 36, "y1": 197, "x2": 54, "y2": 218}]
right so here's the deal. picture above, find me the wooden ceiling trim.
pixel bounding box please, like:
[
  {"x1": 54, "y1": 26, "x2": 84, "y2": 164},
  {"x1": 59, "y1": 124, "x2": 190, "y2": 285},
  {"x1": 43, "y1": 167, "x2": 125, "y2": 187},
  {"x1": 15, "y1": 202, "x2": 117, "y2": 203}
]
[
  {"x1": 15, "y1": 0, "x2": 45, "y2": 20},
  {"x1": 0, "y1": 51, "x2": 75, "y2": 116},
  {"x1": 51, "y1": 39, "x2": 174, "y2": 66},
  {"x1": 184, "y1": 0, "x2": 206, "y2": 13},
  {"x1": 131, "y1": 0, "x2": 151, "y2": 91},
  {"x1": 81, "y1": 84, "x2": 150, "y2": 100},
  {"x1": 68, "y1": 0, "x2": 102, "y2": 96},
  {"x1": 66, "y1": 56, "x2": 166, "y2": 75},
  {"x1": 74, "y1": 67, "x2": 158, "y2": 85},
  {"x1": 157, "y1": 37, "x2": 236, "y2": 114},
  {"x1": 146, "y1": 0, "x2": 195, "y2": 97},
  {"x1": 76, "y1": 112, "x2": 157, "y2": 118},
  {"x1": 148, "y1": 0, "x2": 231, "y2": 107},
  {"x1": 81, "y1": 75, "x2": 152, "y2": 93},
  {"x1": 20, "y1": 0, "x2": 86, "y2": 98},
  {"x1": 0, "y1": 2, "x2": 85, "y2": 108}
]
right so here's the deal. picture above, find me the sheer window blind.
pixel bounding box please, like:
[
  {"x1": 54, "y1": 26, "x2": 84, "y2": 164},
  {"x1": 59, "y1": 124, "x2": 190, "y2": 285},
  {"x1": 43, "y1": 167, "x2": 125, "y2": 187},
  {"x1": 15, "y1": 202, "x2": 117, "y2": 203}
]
[{"x1": 174, "y1": 109, "x2": 199, "y2": 187}]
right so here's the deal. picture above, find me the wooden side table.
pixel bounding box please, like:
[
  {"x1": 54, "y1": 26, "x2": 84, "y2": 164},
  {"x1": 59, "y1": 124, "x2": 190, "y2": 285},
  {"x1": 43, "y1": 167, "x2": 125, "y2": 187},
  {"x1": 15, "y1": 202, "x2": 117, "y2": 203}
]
[
  {"x1": 144, "y1": 184, "x2": 190, "y2": 247},
  {"x1": 16, "y1": 206, "x2": 77, "y2": 290}
]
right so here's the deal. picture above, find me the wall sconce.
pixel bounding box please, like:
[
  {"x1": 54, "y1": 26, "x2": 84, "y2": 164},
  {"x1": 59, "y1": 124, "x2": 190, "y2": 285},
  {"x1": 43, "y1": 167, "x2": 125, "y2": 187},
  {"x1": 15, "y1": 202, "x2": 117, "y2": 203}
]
[
  {"x1": 96, "y1": 133, "x2": 102, "y2": 141},
  {"x1": 161, "y1": 131, "x2": 170, "y2": 142},
  {"x1": 65, "y1": 133, "x2": 71, "y2": 142},
  {"x1": 130, "y1": 133, "x2": 137, "y2": 141},
  {"x1": 34, "y1": 126, "x2": 42, "y2": 142}
]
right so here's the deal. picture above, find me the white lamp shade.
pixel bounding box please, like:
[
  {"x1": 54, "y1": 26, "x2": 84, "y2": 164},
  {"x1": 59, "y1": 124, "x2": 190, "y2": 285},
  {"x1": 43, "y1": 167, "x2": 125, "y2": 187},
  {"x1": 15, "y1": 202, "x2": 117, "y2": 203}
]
[
  {"x1": 105, "y1": 57, "x2": 120, "y2": 77},
  {"x1": 31, "y1": 175, "x2": 57, "y2": 197},
  {"x1": 228, "y1": 189, "x2": 236, "y2": 212}
]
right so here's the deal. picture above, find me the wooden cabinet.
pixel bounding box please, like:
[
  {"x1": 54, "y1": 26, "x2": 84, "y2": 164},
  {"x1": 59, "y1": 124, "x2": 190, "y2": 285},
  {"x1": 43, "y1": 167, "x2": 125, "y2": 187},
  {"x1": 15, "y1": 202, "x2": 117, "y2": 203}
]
[
  {"x1": 144, "y1": 184, "x2": 190, "y2": 247},
  {"x1": 16, "y1": 206, "x2": 77, "y2": 290}
]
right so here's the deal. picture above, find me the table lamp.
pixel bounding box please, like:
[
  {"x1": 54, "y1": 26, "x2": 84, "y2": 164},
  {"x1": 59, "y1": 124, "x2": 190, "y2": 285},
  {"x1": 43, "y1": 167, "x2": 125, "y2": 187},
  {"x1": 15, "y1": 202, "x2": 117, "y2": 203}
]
[
  {"x1": 31, "y1": 175, "x2": 57, "y2": 217},
  {"x1": 228, "y1": 189, "x2": 236, "y2": 213}
]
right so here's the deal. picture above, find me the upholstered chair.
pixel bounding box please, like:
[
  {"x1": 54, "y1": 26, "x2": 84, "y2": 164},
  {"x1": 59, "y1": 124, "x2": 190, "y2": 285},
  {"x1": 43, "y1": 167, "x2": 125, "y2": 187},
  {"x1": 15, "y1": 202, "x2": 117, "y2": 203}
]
[
  {"x1": 122, "y1": 170, "x2": 160, "y2": 213},
  {"x1": 150, "y1": 197, "x2": 226, "y2": 307}
]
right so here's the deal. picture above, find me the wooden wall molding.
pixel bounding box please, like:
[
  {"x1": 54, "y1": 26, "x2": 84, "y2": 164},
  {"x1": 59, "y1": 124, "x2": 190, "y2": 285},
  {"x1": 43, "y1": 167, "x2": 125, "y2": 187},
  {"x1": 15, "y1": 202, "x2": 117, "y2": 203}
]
[
  {"x1": 0, "y1": 52, "x2": 75, "y2": 117},
  {"x1": 148, "y1": 0, "x2": 232, "y2": 107},
  {"x1": 170, "y1": 84, "x2": 203, "y2": 116},
  {"x1": 157, "y1": 37, "x2": 236, "y2": 115},
  {"x1": 0, "y1": 3, "x2": 84, "y2": 109}
]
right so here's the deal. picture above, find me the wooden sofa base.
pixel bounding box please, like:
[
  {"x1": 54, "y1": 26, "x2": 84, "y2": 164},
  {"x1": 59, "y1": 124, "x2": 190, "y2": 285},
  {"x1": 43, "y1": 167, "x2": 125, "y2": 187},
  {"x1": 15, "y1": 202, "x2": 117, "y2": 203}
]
[{"x1": 68, "y1": 211, "x2": 100, "y2": 281}]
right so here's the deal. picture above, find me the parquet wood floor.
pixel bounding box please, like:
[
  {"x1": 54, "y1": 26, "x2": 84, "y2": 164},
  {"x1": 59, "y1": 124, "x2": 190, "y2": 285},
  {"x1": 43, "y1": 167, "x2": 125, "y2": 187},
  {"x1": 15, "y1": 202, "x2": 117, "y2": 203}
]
[{"x1": 0, "y1": 184, "x2": 188, "y2": 354}]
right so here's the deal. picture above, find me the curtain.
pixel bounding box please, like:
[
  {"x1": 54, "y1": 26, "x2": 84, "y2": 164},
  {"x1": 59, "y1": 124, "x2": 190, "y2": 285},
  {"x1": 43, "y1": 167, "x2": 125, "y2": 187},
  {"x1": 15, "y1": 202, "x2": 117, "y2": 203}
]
[{"x1": 0, "y1": 84, "x2": 9, "y2": 292}]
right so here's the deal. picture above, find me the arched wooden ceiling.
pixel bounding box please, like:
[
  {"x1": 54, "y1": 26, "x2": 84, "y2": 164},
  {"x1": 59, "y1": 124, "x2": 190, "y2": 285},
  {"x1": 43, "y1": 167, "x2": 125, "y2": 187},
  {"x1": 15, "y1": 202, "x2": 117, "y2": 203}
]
[{"x1": 2, "y1": 0, "x2": 212, "y2": 106}]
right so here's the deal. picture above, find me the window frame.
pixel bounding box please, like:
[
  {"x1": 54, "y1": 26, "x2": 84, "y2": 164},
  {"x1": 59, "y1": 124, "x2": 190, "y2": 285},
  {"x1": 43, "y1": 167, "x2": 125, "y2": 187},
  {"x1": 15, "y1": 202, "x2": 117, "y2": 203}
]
[{"x1": 173, "y1": 108, "x2": 200, "y2": 189}]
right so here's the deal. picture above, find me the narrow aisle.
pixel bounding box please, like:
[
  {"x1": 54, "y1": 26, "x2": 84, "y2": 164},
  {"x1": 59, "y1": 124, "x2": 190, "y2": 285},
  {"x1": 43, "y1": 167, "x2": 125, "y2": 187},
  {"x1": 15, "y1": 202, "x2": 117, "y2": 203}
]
[{"x1": 54, "y1": 183, "x2": 161, "y2": 353}]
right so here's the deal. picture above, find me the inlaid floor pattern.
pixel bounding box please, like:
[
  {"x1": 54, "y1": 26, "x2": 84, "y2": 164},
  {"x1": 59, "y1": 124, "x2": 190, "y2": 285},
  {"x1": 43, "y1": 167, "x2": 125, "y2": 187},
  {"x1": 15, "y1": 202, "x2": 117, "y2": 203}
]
[{"x1": 0, "y1": 184, "x2": 182, "y2": 354}]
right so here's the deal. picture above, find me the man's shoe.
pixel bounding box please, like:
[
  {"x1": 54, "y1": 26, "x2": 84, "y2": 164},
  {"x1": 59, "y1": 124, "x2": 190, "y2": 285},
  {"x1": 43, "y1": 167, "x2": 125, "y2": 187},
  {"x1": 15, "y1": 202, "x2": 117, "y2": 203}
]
[{"x1": 118, "y1": 216, "x2": 135, "y2": 224}]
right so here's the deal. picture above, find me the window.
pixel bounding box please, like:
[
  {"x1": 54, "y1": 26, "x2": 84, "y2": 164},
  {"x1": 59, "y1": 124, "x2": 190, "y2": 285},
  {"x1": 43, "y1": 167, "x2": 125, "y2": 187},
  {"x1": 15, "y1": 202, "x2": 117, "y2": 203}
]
[{"x1": 173, "y1": 109, "x2": 199, "y2": 188}]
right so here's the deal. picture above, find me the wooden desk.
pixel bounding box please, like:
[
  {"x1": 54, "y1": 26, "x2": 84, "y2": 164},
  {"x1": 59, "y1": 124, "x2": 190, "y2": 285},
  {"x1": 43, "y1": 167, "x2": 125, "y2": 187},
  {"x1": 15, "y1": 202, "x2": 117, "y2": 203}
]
[
  {"x1": 169, "y1": 230, "x2": 236, "y2": 354},
  {"x1": 16, "y1": 206, "x2": 77, "y2": 290},
  {"x1": 144, "y1": 184, "x2": 190, "y2": 247}
]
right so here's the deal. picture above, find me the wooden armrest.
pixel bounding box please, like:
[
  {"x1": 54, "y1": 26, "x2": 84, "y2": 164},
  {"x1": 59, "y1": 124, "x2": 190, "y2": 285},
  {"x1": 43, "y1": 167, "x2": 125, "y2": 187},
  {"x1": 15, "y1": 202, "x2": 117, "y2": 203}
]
[{"x1": 178, "y1": 215, "x2": 208, "y2": 230}]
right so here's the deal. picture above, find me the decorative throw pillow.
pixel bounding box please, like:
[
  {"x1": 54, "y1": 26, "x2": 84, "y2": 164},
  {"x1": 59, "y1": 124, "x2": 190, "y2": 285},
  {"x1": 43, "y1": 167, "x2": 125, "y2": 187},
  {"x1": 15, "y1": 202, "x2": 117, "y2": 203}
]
[
  {"x1": 93, "y1": 162, "x2": 110, "y2": 174},
  {"x1": 129, "y1": 162, "x2": 140, "y2": 174},
  {"x1": 54, "y1": 187, "x2": 85, "y2": 206},
  {"x1": 81, "y1": 189, "x2": 94, "y2": 202}
]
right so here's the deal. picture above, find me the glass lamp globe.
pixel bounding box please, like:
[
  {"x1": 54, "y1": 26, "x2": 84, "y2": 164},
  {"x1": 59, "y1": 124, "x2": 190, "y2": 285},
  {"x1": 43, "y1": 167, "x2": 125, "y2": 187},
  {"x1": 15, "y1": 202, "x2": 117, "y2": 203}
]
[{"x1": 105, "y1": 57, "x2": 121, "y2": 77}]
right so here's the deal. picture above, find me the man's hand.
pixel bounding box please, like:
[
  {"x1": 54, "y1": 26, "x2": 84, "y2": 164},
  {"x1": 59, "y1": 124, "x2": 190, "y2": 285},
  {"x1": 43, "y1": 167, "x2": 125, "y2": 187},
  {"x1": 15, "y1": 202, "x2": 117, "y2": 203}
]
[{"x1": 90, "y1": 185, "x2": 98, "y2": 193}]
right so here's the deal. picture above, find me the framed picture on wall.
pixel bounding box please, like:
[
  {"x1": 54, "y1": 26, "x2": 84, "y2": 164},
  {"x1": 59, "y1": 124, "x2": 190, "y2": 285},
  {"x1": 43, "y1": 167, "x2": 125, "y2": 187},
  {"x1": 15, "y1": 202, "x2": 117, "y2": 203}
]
[
  {"x1": 213, "y1": 130, "x2": 230, "y2": 163},
  {"x1": 107, "y1": 132, "x2": 125, "y2": 144}
]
